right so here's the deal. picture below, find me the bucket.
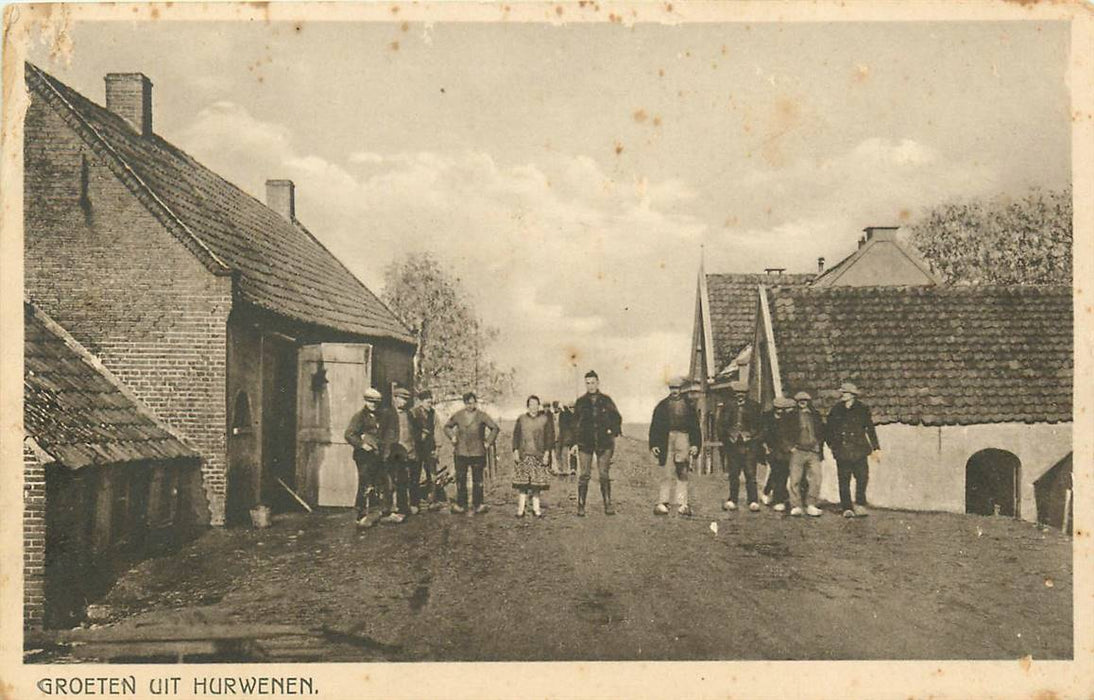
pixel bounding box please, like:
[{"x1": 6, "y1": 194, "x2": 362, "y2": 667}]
[{"x1": 249, "y1": 505, "x2": 271, "y2": 529}]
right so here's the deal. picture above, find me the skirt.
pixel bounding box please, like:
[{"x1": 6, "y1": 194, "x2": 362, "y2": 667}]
[{"x1": 512, "y1": 454, "x2": 550, "y2": 491}]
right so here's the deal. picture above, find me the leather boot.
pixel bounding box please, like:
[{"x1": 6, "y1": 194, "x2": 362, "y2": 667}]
[
  {"x1": 577, "y1": 481, "x2": 588, "y2": 517},
  {"x1": 601, "y1": 480, "x2": 615, "y2": 515}
]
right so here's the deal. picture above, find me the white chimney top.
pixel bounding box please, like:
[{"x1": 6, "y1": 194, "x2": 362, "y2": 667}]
[{"x1": 266, "y1": 180, "x2": 295, "y2": 221}]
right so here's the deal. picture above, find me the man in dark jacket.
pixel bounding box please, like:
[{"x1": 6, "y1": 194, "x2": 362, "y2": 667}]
[
  {"x1": 825, "y1": 382, "x2": 881, "y2": 518},
  {"x1": 717, "y1": 380, "x2": 764, "y2": 512},
  {"x1": 411, "y1": 390, "x2": 446, "y2": 506},
  {"x1": 573, "y1": 370, "x2": 623, "y2": 516},
  {"x1": 761, "y1": 396, "x2": 796, "y2": 512},
  {"x1": 648, "y1": 376, "x2": 701, "y2": 516},
  {"x1": 378, "y1": 386, "x2": 423, "y2": 523},
  {"x1": 344, "y1": 388, "x2": 383, "y2": 527}
]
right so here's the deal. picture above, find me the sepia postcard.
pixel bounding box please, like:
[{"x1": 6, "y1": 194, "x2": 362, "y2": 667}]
[{"x1": 1, "y1": 1, "x2": 1091, "y2": 698}]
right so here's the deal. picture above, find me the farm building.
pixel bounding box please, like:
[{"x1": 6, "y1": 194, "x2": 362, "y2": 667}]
[
  {"x1": 24, "y1": 302, "x2": 204, "y2": 629},
  {"x1": 744, "y1": 284, "x2": 1072, "y2": 522},
  {"x1": 689, "y1": 225, "x2": 941, "y2": 471},
  {"x1": 23, "y1": 63, "x2": 416, "y2": 525}
]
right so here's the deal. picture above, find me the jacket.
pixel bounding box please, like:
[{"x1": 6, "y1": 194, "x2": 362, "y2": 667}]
[
  {"x1": 557, "y1": 408, "x2": 576, "y2": 445},
  {"x1": 573, "y1": 391, "x2": 623, "y2": 452},
  {"x1": 410, "y1": 404, "x2": 437, "y2": 454},
  {"x1": 825, "y1": 400, "x2": 880, "y2": 462},
  {"x1": 512, "y1": 412, "x2": 556, "y2": 458},
  {"x1": 716, "y1": 397, "x2": 763, "y2": 445},
  {"x1": 344, "y1": 405, "x2": 381, "y2": 456},
  {"x1": 443, "y1": 408, "x2": 501, "y2": 458},
  {"x1": 788, "y1": 407, "x2": 826, "y2": 453},
  {"x1": 378, "y1": 406, "x2": 423, "y2": 461},
  {"x1": 762, "y1": 409, "x2": 797, "y2": 462},
  {"x1": 648, "y1": 395, "x2": 702, "y2": 466}
]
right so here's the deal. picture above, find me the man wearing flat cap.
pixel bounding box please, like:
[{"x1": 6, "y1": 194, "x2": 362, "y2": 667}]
[
  {"x1": 378, "y1": 386, "x2": 424, "y2": 523},
  {"x1": 716, "y1": 380, "x2": 764, "y2": 512},
  {"x1": 788, "y1": 391, "x2": 826, "y2": 517},
  {"x1": 825, "y1": 382, "x2": 881, "y2": 518},
  {"x1": 345, "y1": 388, "x2": 384, "y2": 527},
  {"x1": 761, "y1": 396, "x2": 797, "y2": 512},
  {"x1": 411, "y1": 390, "x2": 447, "y2": 507},
  {"x1": 648, "y1": 376, "x2": 701, "y2": 516}
]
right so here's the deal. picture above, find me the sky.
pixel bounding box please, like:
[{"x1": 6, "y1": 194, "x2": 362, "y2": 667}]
[{"x1": 28, "y1": 19, "x2": 1071, "y2": 418}]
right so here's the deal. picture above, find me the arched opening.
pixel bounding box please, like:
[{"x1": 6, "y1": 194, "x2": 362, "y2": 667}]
[{"x1": 965, "y1": 449, "x2": 1021, "y2": 518}]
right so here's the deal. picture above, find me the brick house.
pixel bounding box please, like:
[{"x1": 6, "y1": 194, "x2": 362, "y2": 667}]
[
  {"x1": 24, "y1": 302, "x2": 203, "y2": 628},
  {"x1": 23, "y1": 63, "x2": 416, "y2": 525},
  {"x1": 747, "y1": 284, "x2": 1072, "y2": 522}
]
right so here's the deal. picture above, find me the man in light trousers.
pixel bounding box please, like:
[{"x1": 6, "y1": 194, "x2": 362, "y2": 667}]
[{"x1": 788, "y1": 391, "x2": 825, "y2": 517}]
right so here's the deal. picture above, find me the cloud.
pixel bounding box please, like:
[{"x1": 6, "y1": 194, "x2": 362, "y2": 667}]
[{"x1": 178, "y1": 101, "x2": 705, "y2": 415}]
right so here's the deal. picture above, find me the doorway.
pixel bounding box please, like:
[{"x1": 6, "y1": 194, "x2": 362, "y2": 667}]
[
  {"x1": 262, "y1": 336, "x2": 298, "y2": 512},
  {"x1": 965, "y1": 449, "x2": 1021, "y2": 517}
]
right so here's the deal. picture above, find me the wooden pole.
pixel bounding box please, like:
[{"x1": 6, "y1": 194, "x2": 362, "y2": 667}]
[{"x1": 276, "y1": 477, "x2": 313, "y2": 513}]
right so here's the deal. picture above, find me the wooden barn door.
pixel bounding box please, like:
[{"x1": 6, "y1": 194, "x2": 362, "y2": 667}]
[{"x1": 296, "y1": 343, "x2": 372, "y2": 507}]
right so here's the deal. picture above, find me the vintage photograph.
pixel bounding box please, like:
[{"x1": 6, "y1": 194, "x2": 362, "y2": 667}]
[{"x1": 3, "y1": 0, "x2": 1086, "y2": 689}]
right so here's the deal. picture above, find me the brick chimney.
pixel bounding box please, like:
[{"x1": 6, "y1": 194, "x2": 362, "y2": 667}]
[
  {"x1": 266, "y1": 180, "x2": 295, "y2": 221},
  {"x1": 817, "y1": 257, "x2": 825, "y2": 273},
  {"x1": 104, "y1": 73, "x2": 153, "y2": 137}
]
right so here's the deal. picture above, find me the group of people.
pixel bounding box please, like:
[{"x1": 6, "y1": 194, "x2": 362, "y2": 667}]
[
  {"x1": 345, "y1": 369, "x2": 879, "y2": 526},
  {"x1": 649, "y1": 377, "x2": 881, "y2": 518},
  {"x1": 345, "y1": 387, "x2": 500, "y2": 526},
  {"x1": 343, "y1": 369, "x2": 624, "y2": 525}
]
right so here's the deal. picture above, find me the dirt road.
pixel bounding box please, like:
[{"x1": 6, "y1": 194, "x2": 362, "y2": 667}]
[{"x1": 40, "y1": 430, "x2": 1072, "y2": 662}]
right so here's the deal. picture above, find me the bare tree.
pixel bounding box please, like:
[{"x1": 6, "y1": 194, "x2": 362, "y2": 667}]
[{"x1": 382, "y1": 253, "x2": 516, "y2": 403}]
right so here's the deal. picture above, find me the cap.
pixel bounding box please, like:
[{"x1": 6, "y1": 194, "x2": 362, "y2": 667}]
[
  {"x1": 393, "y1": 387, "x2": 411, "y2": 398},
  {"x1": 793, "y1": 391, "x2": 812, "y2": 401},
  {"x1": 773, "y1": 396, "x2": 795, "y2": 409},
  {"x1": 363, "y1": 388, "x2": 382, "y2": 402},
  {"x1": 730, "y1": 380, "x2": 748, "y2": 393},
  {"x1": 839, "y1": 382, "x2": 860, "y2": 396},
  {"x1": 668, "y1": 375, "x2": 686, "y2": 388}
]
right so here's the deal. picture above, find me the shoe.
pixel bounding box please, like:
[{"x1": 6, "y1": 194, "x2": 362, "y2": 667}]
[
  {"x1": 723, "y1": 500, "x2": 737, "y2": 511},
  {"x1": 577, "y1": 503, "x2": 586, "y2": 517},
  {"x1": 843, "y1": 509, "x2": 856, "y2": 518},
  {"x1": 805, "y1": 505, "x2": 823, "y2": 517},
  {"x1": 356, "y1": 514, "x2": 372, "y2": 528},
  {"x1": 381, "y1": 513, "x2": 406, "y2": 524},
  {"x1": 601, "y1": 481, "x2": 615, "y2": 515},
  {"x1": 515, "y1": 511, "x2": 525, "y2": 519},
  {"x1": 450, "y1": 504, "x2": 466, "y2": 514},
  {"x1": 654, "y1": 503, "x2": 670, "y2": 515},
  {"x1": 790, "y1": 506, "x2": 803, "y2": 516},
  {"x1": 748, "y1": 502, "x2": 760, "y2": 512},
  {"x1": 773, "y1": 503, "x2": 786, "y2": 513},
  {"x1": 409, "y1": 506, "x2": 420, "y2": 515},
  {"x1": 677, "y1": 504, "x2": 693, "y2": 517},
  {"x1": 854, "y1": 505, "x2": 869, "y2": 517},
  {"x1": 533, "y1": 507, "x2": 543, "y2": 518},
  {"x1": 475, "y1": 504, "x2": 489, "y2": 515},
  {"x1": 761, "y1": 493, "x2": 773, "y2": 506}
]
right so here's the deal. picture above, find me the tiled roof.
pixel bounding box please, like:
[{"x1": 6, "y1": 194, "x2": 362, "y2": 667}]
[
  {"x1": 24, "y1": 303, "x2": 199, "y2": 469},
  {"x1": 705, "y1": 273, "x2": 814, "y2": 369},
  {"x1": 26, "y1": 63, "x2": 414, "y2": 344},
  {"x1": 768, "y1": 285, "x2": 1073, "y2": 425}
]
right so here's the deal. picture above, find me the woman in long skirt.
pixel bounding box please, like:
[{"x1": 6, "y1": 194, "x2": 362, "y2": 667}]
[{"x1": 512, "y1": 395, "x2": 555, "y2": 517}]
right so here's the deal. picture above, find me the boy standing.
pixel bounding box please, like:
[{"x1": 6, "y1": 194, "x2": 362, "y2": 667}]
[{"x1": 444, "y1": 392, "x2": 501, "y2": 514}]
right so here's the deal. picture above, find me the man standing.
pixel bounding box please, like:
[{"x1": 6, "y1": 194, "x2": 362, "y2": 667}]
[
  {"x1": 558, "y1": 403, "x2": 577, "y2": 476},
  {"x1": 717, "y1": 381, "x2": 764, "y2": 512},
  {"x1": 573, "y1": 370, "x2": 623, "y2": 516},
  {"x1": 648, "y1": 376, "x2": 701, "y2": 516},
  {"x1": 345, "y1": 388, "x2": 384, "y2": 527},
  {"x1": 825, "y1": 382, "x2": 881, "y2": 518},
  {"x1": 379, "y1": 386, "x2": 422, "y2": 523},
  {"x1": 788, "y1": 391, "x2": 825, "y2": 518},
  {"x1": 444, "y1": 392, "x2": 501, "y2": 514},
  {"x1": 761, "y1": 396, "x2": 796, "y2": 512},
  {"x1": 411, "y1": 390, "x2": 446, "y2": 507}
]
